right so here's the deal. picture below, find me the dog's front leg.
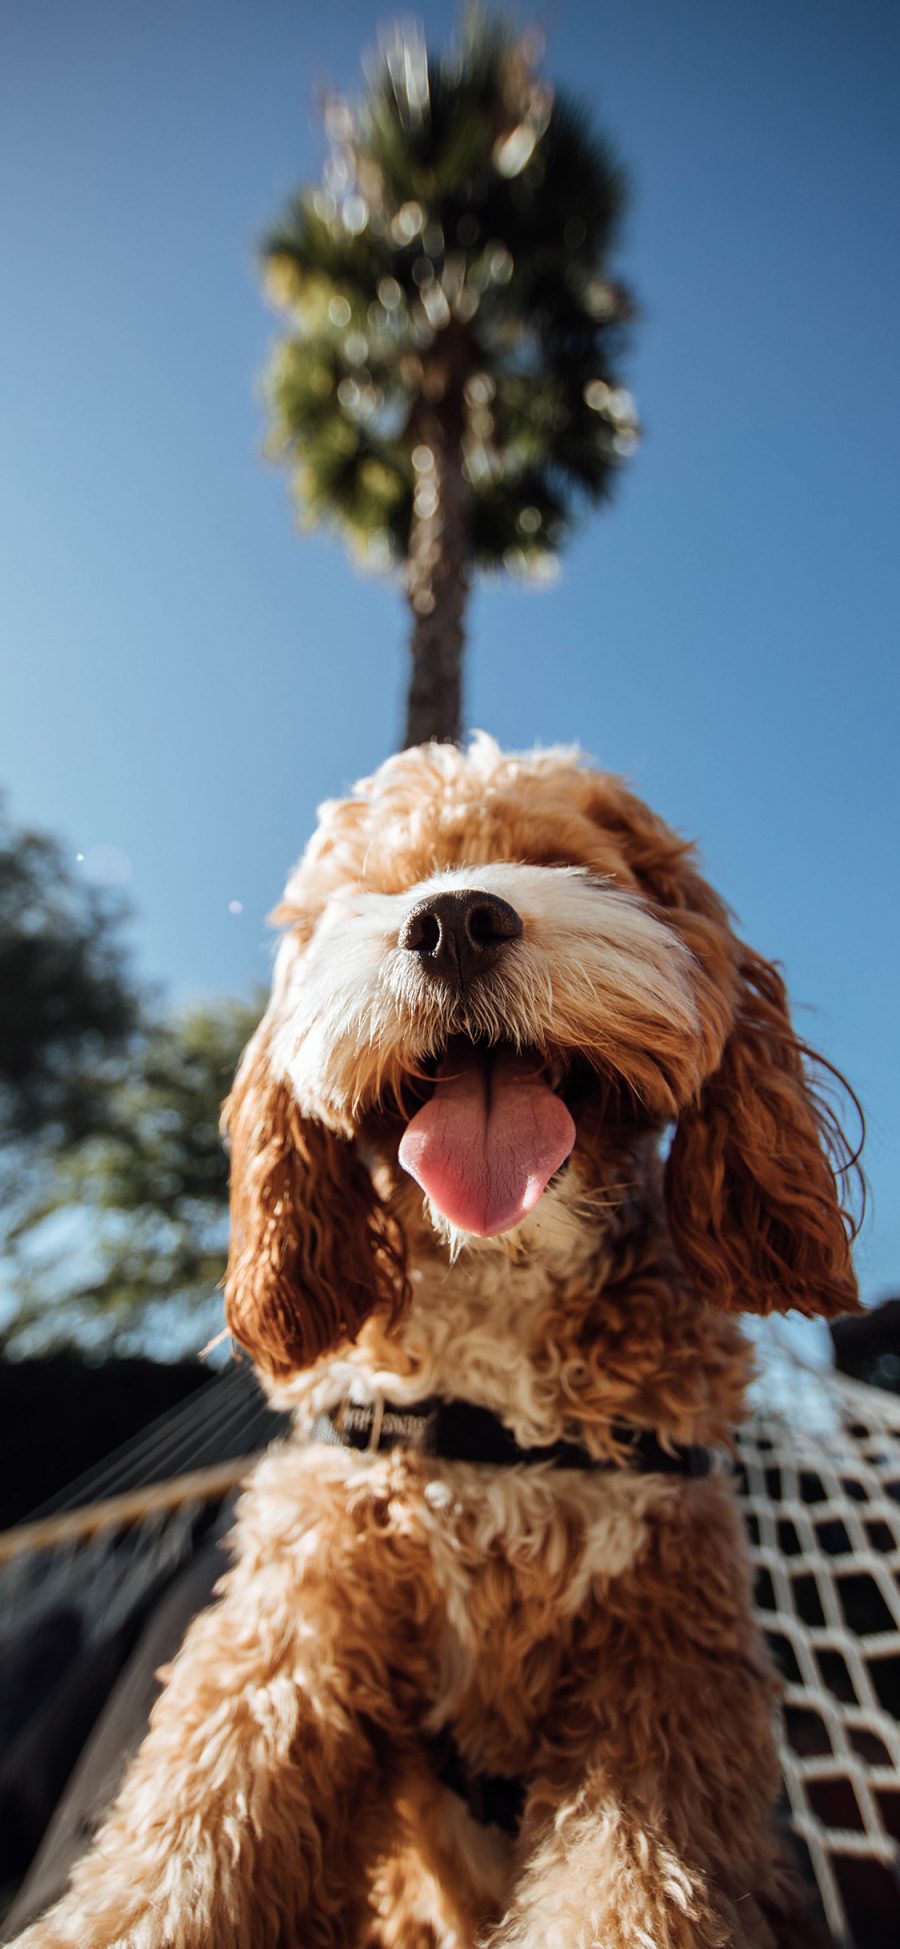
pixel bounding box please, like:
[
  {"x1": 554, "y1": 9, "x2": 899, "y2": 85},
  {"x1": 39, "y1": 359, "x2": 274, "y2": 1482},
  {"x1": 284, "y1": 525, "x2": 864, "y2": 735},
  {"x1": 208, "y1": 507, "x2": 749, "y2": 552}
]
[
  {"x1": 489, "y1": 1489, "x2": 797, "y2": 1949},
  {"x1": 8, "y1": 1585, "x2": 382, "y2": 1949},
  {"x1": 486, "y1": 1780, "x2": 766, "y2": 1949},
  {"x1": 8, "y1": 1457, "x2": 434, "y2": 1949}
]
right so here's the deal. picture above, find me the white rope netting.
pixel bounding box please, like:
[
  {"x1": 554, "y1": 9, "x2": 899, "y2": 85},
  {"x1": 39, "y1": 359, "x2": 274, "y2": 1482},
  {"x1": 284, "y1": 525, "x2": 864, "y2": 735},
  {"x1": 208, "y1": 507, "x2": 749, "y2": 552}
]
[
  {"x1": 737, "y1": 1336, "x2": 900, "y2": 1947},
  {"x1": 1, "y1": 1352, "x2": 897, "y2": 1944}
]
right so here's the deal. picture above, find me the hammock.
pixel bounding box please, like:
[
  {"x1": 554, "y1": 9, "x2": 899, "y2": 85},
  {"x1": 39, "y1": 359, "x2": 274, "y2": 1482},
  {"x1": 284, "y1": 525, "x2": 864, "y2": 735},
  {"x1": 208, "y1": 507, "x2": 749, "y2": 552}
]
[
  {"x1": 1, "y1": 1343, "x2": 897, "y2": 1948},
  {"x1": 737, "y1": 1343, "x2": 900, "y2": 1948}
]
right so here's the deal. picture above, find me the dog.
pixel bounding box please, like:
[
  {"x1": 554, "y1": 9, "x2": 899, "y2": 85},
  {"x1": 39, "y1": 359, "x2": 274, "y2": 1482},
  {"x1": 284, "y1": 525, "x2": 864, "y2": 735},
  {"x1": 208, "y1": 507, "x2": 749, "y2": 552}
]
[{"x1": 13, "y1": 737, "x2": 861, "y2": 1949}]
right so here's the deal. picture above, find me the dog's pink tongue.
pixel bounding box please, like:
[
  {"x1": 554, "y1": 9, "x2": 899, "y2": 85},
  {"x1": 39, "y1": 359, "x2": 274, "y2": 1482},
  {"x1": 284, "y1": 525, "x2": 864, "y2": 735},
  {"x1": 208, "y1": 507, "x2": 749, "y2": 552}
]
[{"x1": 399, "y1": 1045, "x2": 575, "y2": 1237}]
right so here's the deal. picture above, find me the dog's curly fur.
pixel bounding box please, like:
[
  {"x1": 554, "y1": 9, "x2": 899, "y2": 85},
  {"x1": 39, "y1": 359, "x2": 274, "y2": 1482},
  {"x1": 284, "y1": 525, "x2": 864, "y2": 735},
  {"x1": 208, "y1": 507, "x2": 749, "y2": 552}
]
[{"x1": 13, "y1": 738, "x2": 862, "y2": 1949}]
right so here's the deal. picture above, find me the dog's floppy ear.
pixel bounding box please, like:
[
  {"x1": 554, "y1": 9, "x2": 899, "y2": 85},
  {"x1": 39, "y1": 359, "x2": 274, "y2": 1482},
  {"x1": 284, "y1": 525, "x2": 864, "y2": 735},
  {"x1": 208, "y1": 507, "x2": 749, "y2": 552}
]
[
  {"x1": 665, "y1": 943, "x2": 863, "y2": 1319},
  {"x1": 583, "y1": 774, "x2": 862, "y2": 1320},
  {"x1": 222, "y1": 1014, "x2": 407, "y2": 1380}
]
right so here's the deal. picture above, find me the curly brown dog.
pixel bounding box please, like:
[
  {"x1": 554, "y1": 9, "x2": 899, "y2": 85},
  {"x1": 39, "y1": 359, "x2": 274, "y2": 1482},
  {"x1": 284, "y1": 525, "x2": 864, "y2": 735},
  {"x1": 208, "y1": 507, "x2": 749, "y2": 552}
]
[{"x1": 13, "y1": 738, "x2": 861, "y2": 1949}]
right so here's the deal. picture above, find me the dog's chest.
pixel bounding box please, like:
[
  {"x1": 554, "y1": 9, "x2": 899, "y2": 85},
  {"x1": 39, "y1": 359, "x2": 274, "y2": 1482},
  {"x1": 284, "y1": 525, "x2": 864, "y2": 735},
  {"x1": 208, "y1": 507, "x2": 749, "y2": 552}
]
[
  {"x1": 411, "y1": 1460, "x2": 674, "y2": 1771},
  {"x1": 277, "y1": 1256, "x2": 681, "y2": 1763}
]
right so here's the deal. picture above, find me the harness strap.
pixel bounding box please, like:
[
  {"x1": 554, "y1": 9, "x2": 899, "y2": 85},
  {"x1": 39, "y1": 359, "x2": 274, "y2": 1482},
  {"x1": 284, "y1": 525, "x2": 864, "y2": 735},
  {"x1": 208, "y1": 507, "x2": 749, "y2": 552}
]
[
  {"x1": 313, "y1": 1395, "x2": 712, "y2": 1477},
  {"x1": 422, "y1": 1729, "x2": 526, "y2": 1837}
]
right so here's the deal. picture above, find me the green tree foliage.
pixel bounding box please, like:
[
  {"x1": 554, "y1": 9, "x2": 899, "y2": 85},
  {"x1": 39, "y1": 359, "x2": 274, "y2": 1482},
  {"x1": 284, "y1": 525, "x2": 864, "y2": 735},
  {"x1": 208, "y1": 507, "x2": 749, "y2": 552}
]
[
  {"x1": 262, "y1": 10, "x2": 638, "y2": 744},
  {"x1": 5, "y1": 997, "x2": 263, "y2": 1357},
  {"x1": 0, "y1": 797, "x2": 262, "y2": 1354},
  {"x1": 0, "y1": 798, "x2": 140, "y2": 1151}
]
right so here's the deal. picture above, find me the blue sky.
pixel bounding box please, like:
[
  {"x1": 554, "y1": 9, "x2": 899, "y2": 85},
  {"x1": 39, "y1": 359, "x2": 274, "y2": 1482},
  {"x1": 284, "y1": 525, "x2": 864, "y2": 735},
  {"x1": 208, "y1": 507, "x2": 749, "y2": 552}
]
[{"x1": 1, "y1": 0, "x2": 898, "y2": 1303}]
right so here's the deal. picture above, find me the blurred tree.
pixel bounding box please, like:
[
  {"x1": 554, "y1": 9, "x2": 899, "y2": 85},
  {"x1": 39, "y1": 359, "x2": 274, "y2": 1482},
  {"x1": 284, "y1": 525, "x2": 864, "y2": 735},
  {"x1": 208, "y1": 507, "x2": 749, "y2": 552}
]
[
  {"x1": 0, "y1": 791, "x2": 263, "y2": 1353},
  {"x1": 0, "y1": 798, "x2": 140, "y2": 1153},
  {"x1": 4, "y1": 997, "x2": 263, "y2": 1356},
  {"x1": 262, "y1": 10, "x2": 637, "y2": 745}
]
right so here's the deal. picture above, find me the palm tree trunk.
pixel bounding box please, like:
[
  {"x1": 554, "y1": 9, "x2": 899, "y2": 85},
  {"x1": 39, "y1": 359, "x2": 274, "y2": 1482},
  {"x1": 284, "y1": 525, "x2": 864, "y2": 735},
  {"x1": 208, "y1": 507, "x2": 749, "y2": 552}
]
[{"x1": 403, "y1": 401, "x2": 469, "y2": 748}]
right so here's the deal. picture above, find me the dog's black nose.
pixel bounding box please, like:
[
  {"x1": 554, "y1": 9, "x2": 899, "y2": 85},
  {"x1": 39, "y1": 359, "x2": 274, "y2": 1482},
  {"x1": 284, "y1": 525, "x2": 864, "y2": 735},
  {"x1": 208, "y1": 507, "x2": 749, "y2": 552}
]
[{"x1": 399, "y1": 889, "x2": 523, "y2": 988}]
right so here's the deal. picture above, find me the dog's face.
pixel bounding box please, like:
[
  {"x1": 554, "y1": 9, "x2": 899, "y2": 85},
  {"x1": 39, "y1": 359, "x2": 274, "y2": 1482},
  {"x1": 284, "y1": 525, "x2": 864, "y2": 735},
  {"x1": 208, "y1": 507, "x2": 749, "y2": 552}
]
[{"x1": 224, "y1": 739, "x2": 861, "y2": 1377}]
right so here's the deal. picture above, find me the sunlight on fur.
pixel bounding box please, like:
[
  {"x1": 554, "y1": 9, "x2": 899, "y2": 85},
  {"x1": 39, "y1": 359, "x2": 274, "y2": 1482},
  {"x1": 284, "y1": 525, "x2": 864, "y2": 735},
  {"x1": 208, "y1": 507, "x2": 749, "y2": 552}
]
[{"x1": 11, "y1": 736, "x2": 863, "y2": 1949}]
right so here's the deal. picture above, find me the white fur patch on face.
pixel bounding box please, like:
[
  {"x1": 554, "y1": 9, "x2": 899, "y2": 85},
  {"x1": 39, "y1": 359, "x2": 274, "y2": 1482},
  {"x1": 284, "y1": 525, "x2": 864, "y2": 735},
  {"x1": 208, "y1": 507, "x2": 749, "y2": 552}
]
[{"x1": 267, "y1": 862, "x2": 698, "y2": 1120}]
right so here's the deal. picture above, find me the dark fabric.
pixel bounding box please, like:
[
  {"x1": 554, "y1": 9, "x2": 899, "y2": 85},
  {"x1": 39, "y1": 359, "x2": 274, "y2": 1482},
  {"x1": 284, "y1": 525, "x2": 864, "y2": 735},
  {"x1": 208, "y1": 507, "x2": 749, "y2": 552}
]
[
  {"x1": 315, "y1": 1397, "x2": 712, "y2": 1478},
  {"x1": 2, "y1": 1525, "x2": 231, "y2": 1941},
  {"x1": 0, "y1": 1609, "x2": 83, "y2": 1749},
  {"x1": 0, "y1": 1558, "x2": 192, "y2": 1892}
]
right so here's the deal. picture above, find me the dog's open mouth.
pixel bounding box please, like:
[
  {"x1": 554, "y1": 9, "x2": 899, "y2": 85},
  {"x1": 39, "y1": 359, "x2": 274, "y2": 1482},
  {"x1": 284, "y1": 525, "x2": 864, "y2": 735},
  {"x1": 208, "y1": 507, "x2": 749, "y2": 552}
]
[{"x1": 397, "y1": 1034, "x2": 577, "y2": 1237}]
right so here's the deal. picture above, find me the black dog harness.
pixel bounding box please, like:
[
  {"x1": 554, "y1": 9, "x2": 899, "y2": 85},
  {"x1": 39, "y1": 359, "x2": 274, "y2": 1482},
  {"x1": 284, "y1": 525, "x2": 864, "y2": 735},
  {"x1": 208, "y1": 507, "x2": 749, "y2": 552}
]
[
  {"x1": 313, "y1": 1393, "x2": 712, "y2": 1478},
  {"x1": 312, "y1": 1393, "x2": 712, "y2": 1836}
]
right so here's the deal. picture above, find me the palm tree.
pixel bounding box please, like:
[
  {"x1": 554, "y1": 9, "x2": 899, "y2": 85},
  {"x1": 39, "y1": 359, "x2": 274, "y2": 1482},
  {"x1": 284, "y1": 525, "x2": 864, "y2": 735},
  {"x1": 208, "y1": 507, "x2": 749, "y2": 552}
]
[{"x1": 262, "y1": 12, "x2": 638, "y2": 747}]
